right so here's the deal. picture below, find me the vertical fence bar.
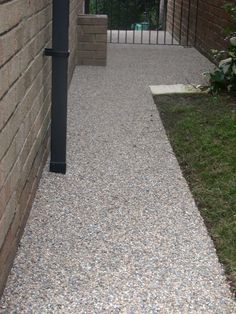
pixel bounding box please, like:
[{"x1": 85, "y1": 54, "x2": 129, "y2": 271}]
[
  {"x1": 171, "y1": 0, "x2": 176, "y2": 44},
  {"x1": 133, "y1": 0, "x2": 137, "y2": 43},
  {"x1": 110, "y1": 0, "x2": 113, "y2": 43},
  {"x1": 194, "y1": 0, "x2": 199, "y2": 46},
  {"x1": 164, "y1": 0, "x2": 167, "y2": 44},
  {"x1": 141, "y1": 0, "x2": 146, "y2": 44},
  {"x1": 96, "y1": 0, "x2": 98, "y2": 13},
  {"x1": 116, "y1": 0, "x2": 119, "y2": 43},
  {"x1": 156, "y1": 0, "x2": 159, "y2": 44},
  {"x1": 85, "y1": 0, "x2": 90, "y2": 14},
  {"x1": 179, "y1": 0, "x2": 184, "y2": 45},
  {"x1": 117, "y1": 0, "x2": 119, "y2": 43},
  {"x1": 141, "y1": 25, "x2": 143, "y2": 44},
  {"x1": 125, "y1": 0, "x2": 128, "y2": 43},
  {"x1": 148, "y1": 1, "x2": 151, "y2": 44},
  {"x1": 186, "y1": 0, "x2": 191, "y2": 46}
]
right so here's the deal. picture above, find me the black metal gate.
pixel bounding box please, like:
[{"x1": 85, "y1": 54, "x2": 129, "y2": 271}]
[{"x1": 86, "y1": 0, "x2": 198, "y2": 46}]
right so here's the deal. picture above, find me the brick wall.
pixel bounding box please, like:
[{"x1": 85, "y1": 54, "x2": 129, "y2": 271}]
[
  {"x1": 69, "y1": 0, "x2": 84, "y2": 81},
  {"x1": 78, "y1": 15, "x2": 108, "y2": 66},
  {"x1": 0, "y1": 0, "x2": 83, "y2": 296},
  {"x1": 167, "y1": 0, "x2": 232, "y2": 58}
]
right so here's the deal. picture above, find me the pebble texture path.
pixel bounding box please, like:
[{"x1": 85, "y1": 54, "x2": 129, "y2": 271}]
[{"x1": 1, "y1": 45, "x2": 236, "y2": 313}]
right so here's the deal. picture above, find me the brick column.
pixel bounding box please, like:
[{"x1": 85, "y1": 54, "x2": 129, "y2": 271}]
[{"x1": 77, "y1": 15, "x2": 107, "y2": 66}]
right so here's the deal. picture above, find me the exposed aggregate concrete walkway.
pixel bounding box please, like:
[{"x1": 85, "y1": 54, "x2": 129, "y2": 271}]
[{"x1": 1, "y1": 45, "x2": 236, "y2": 313}]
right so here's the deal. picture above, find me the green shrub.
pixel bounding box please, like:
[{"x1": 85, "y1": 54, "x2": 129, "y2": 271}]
[{"x1": 206, "y1": 3, "x2": 236, "y2": 94}]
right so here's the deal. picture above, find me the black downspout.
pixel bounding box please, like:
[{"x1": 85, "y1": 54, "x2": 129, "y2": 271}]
[{"x1": 45, "y1": 0, "x2": 70, "y2": 174}]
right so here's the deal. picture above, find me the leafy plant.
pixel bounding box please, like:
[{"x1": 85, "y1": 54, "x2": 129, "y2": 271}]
[
  {"x1": 89, "y1": 0, "x2": 159, "y2": 30},
  {"x1": 224, "y1": 3, "x2": 236, "y2": 25},
  {"x1": 206, "y1": 3, "x2": 236, "y2": 94}
]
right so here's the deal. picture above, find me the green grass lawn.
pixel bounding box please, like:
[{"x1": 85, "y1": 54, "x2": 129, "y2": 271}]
[{"x1": 154, "y1": 94, "x2": 236, "y2": 294}]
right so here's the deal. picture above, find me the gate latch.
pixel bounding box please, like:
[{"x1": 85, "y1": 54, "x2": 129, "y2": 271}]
[{"x1": 44, "y1": 48, "x2": 70, "y2": 58}]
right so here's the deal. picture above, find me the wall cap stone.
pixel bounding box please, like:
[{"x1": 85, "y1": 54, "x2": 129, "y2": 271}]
[
  {"x1": 78, "y1": 14, "x2": 108, "y2": 19},
  {"x1": 149, "y1": 84, "x2": 208, "y2": 96}
]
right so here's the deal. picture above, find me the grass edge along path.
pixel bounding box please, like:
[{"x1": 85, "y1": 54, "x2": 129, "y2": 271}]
[{"x1": 154, "y1": 94, "x2": 236, "y2": 295}]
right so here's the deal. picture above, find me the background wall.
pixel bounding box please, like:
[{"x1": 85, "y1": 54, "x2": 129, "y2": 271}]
[
  {"x1": 69, "y1": 0, "x2": 84, "y2": 81},
  {"x1": 167, "y1": 0, "x2": 232, "y2": 58},
  {"x1": 0, "y1": 0, "x2": 83, "y2": 296}
]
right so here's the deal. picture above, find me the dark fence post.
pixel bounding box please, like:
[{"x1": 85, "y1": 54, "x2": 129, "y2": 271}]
[{"x1": 85, "y1": 0, "x2": 90, "y2": 14}]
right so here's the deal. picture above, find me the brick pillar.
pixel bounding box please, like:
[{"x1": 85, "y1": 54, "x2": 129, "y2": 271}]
[{"x1": 77, "y1": 15, "x2": 107, "y2": 66}]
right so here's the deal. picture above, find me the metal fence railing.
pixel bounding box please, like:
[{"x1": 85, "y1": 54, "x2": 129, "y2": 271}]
[{"x1": 85, "y1": 0, "x2": 198, "y2": 46}]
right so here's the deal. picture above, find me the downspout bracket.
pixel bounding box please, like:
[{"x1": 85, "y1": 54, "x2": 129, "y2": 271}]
[{"x1": 44, "y1": 48, "x2": 70, "y2": 58}]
